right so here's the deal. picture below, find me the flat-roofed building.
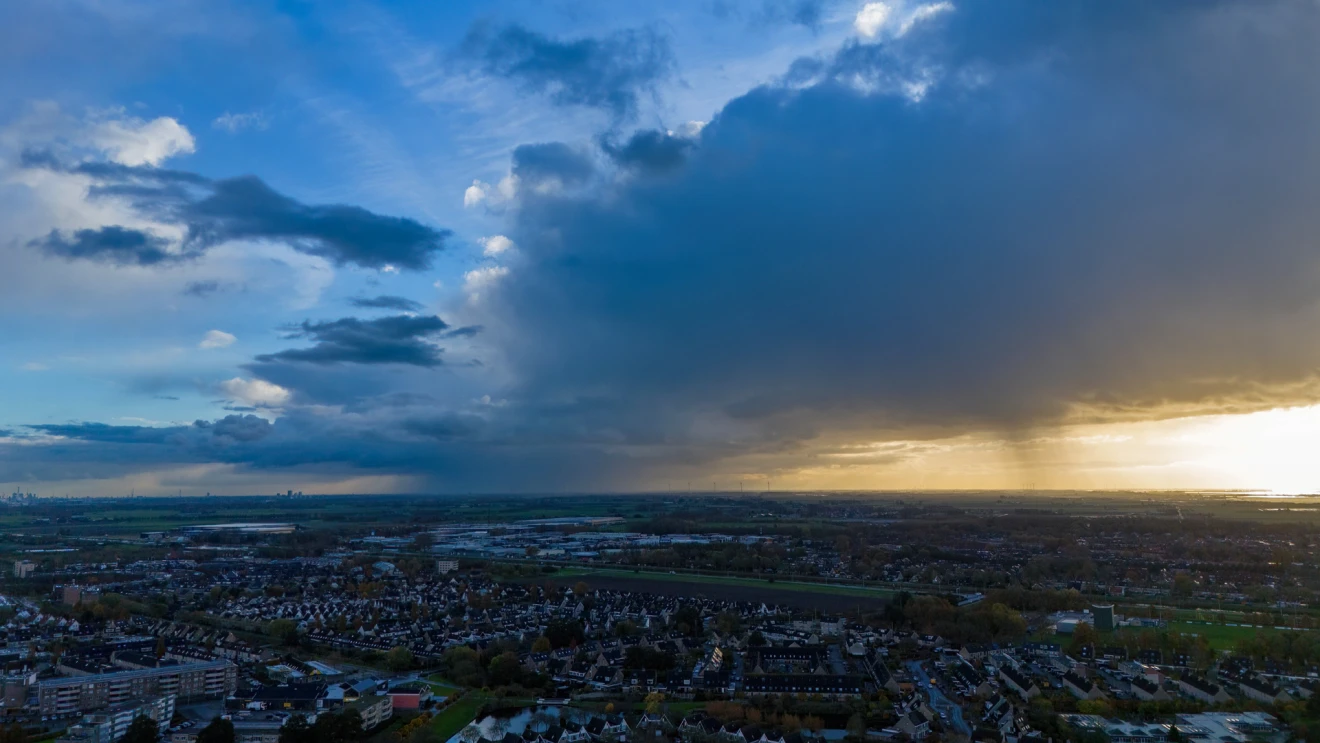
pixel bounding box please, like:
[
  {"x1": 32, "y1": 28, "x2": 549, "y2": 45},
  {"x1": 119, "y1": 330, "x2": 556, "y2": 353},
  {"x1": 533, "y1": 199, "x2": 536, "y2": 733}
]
[
  {"x1": 37, "y1": 659, "x2": 235, "y2": 716},
  {"x1": 346, "y1": 694, "x2": 393, "y2": 729},
  {"x1": 56, "y1": 694, "x2": 174, "y2": 743}
]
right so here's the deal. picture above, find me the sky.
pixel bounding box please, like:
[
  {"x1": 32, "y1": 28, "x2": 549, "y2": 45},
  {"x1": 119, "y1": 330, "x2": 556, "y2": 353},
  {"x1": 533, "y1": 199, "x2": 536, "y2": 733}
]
[{"x1": 3, "y1": 0, "x2": 1320, "y2": 496}]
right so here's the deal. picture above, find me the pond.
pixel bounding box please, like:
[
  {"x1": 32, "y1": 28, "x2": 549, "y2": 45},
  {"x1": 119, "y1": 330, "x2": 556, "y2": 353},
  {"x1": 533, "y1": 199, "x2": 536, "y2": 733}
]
[{"x1": 448, "y1": 705, "x2": 564, "y2": 743}]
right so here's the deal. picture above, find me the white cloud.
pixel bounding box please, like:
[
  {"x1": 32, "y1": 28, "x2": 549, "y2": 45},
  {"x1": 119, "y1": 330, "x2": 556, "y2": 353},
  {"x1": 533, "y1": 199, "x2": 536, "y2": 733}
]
[
  {"x1": 854, "y1": 1, "x2": 953, "y2": 40},
  {"x1": 219, "y1": 377, "x2": 291, "y2": 407},
  {"x1": 463, "y1": 265, "x2": 509, "y2": 303},
  {"x1": 463, "y1": 180, "x2": 489, "y2": 208},
  {"x1": 854, "y1": 2, "x2": 894, "y2": 37},
  {"x1": 199, "y1": 330, "x2": 236, "y2": 349},
  {"x1": 674, "y1": 121, "x2": 707, "y2": 138},
  {"x1": 89, "y1": 114, "x2": 196, "y2": 166},
  {"x1": 478, "y1": 235, "x2": 516, "y2": 256},
  {"x1": 212, "y1": 111, "x2": 268, "y2": 133},
  {"x1": 20, "y1": 362, "x2": 48, "y2": 371},
  {"x1": 898, "y1": 2, "x2": 954, "y2": 35},
  {"x1": 463, "y1": 175, "x2": 518, "y2": 210}
]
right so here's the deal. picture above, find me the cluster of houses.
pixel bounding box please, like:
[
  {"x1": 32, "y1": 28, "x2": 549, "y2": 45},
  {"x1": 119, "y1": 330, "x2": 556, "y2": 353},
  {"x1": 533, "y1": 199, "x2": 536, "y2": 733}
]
[{"x1": 984, "y1": 638, "x2": 1317, "y2": 710}]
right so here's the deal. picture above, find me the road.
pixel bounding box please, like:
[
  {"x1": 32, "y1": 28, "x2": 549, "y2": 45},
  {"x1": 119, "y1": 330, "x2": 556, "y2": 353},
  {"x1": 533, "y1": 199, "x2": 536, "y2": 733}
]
[{"x1": 905, "y1": 661, "x2": 971, "y2": 736}]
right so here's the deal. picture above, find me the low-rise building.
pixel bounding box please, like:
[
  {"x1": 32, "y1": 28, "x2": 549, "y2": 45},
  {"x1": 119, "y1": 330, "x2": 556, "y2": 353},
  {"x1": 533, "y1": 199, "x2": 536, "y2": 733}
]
[
  {"x1": 56, "y1": 695, "x2": 175, "y2": 743},
  {"x1": 345, "y1": 694, "x2": 393, "y2": 730},
  {"x1": 1176, "y1": 675, "x2": 1233, "y2": 704},
  {"x1": 1130, "y1": 676, "x2": 1170, "y2": 702},
  {"x1": 999, "y1": 665, "x2": 1039, "y2": 700},
  {"x1": 1175, "y1": 713, "x2": 1286, "y2": 743},
  {"x1": 1239, "y1": 676, "x2": 1292, "y2": 705},
  {"x1": 1064, "y1": 671, "x2": 1106, "y2": 701},
  {"x1": 37, "y1": 659, "x2": 235, "y2": 716}
]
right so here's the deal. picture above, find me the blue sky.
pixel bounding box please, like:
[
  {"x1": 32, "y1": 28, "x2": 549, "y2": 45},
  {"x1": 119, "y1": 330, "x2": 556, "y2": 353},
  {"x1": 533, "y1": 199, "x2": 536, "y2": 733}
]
[{"x1": 4, "y1": 0, "x2": 1320, "y2": 495}]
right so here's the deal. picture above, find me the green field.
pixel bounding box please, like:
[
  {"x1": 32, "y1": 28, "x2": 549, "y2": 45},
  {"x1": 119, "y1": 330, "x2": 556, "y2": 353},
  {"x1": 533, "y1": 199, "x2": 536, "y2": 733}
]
[
  {"x1": 423, "y1": 675, "x2": 464, "y2": 696},
  {"x1": 544, "y1": 566, "x2": 898, "y2": 599},
  {"x1": 1169, "y1": 620, "x2": 1305, "y2": 650},
  {"x1": 430, "y1": 695, "x2": 485, "y2": 741},
  {"x1": 1032, "y1": 621, "x2": 1307, "y2": 652}
]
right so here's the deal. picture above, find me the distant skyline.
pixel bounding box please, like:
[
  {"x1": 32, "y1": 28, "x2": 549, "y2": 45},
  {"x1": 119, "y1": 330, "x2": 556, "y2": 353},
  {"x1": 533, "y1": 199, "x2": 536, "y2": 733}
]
[{"x1": 4, "y1": 0, "x2": 1320, "y2": 496}]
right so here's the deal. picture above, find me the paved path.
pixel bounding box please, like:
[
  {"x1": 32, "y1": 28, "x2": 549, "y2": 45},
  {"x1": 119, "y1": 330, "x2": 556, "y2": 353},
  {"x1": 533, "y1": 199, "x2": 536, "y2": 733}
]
[{"x1": 905, "y1": 660, "x2": 971, "y2": 736}]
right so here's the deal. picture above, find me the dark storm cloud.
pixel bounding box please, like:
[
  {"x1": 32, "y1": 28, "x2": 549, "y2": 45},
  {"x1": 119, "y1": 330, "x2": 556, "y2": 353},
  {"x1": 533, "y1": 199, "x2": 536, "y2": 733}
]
[
  {"x1": 512, "y1": 142, "x2": 596, "y2": 187},
  {"x1": 20, "y1": 158, "x2": 449, "y2": 271},
  {"x1": 602, "y1": 130, "x2": 695, "y2": 174},
  {"x1": 464, "y1": 23, "x2": 674, "y2": 121},
  {"x1": 30, "y1": 422, "x2": 181, "y2": 444},
  {"x1": 482, "y1": 0, "x2": 1320, "y2": 435},
  {"x1": 255, "y1": 315, "x2": 449, "y2": 367},
  {"x1": 400, "y1": 415, "x2": 479, "y2": 441},
  {"x1": 350, "y1": 295, "x2": 424, "y2": 312},
  {"x1": 4, "y1": 405, "x2": 741, "y2": 492},
  {"x1": 32, "y1": 225, "x2": 181, "y2": 266},
  {"x1": 203, "y1": 414, "x2": 273, "y2": 443},
  {"x1": 185, "y1": 176, "x2": 445, "y2": 270}
]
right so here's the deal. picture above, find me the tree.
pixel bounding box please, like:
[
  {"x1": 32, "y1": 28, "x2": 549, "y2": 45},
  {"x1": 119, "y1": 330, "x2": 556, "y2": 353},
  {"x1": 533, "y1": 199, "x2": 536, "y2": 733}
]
[
  {"x1": 846, "y1": 714, "x2": 867, "y2": 740},
  {"x1": 1068, "y1": 622, "x2": 1098, "y2": 656},
  {"x1": 1308, "y1": 691, "x2": 1320, "y2": 718},
  {"x1": 279, "y1": 715, "x2": 311, "y2": 743},
  {"x1": 1173, "y1": 574, "x2": 1196, "y2": 598},
  {"x1": 715, "y1": 612, "x2": 742, "y2": 636},
  {"x1": 489, "y1": 651, "x2": 522, "y2": 686},
  {"x1": 545, "y1": 618, "x2": 585, "y2": 648},
  {"x1": 121, "y1": 716, "x2": 159, "y2": 743},
  {"x1": 1167, "y1": 725, "x2": 1183, "y2": 743},
  {"x1": 532, "y1": 636, "x2": 552, "y2": 652},
  {"x1": 573, "y1": 581, "x2": 589, "y2": 596},
  {"x1": 645, "y1": 691, "x2": 666, "y2": 715},
  {"x1": 197, "y1": 717, "x2": 236, "y2": 743},
  {"x1": 267, "y1": 618, "x2": 299, "y2": 646},
  {"x1": 386, "y1": 646, "x2": 415, "y2": 672},
  {"x1": 311, "y1": 709, "x2": 364, "y2": 743},
  {"x1": 0, "y1": 722, "x2": 26, "y2": 743},
  {"x1": 413, "y1": 533, "x2": 434, "y2": 551},
  {"x1": 672, "y1": 605, "x2": 703, "y2": 636}
]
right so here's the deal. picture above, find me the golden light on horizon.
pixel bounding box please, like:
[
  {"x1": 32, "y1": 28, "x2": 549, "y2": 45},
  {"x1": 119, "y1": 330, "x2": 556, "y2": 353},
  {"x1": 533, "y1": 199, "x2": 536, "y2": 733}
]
[
  {"x1": 1165, "y1": 404, "x2": 1320, "y2": 495},
  {"x1": 757, "y1": 404, "x2": 1320, "y2": 495}
]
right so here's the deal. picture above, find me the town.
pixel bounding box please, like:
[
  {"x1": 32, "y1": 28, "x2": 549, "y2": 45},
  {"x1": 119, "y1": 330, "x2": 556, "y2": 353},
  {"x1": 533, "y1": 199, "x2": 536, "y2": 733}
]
[{"x1": 0, "y1": 492, "x2": 1318, "y2": 743}]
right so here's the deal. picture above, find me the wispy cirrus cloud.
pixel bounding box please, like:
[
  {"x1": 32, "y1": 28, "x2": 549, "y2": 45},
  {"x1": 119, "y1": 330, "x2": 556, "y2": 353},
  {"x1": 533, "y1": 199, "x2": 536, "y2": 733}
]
[{"x1": 212, "y1": 110, "x2": 268, "y2": 133}]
